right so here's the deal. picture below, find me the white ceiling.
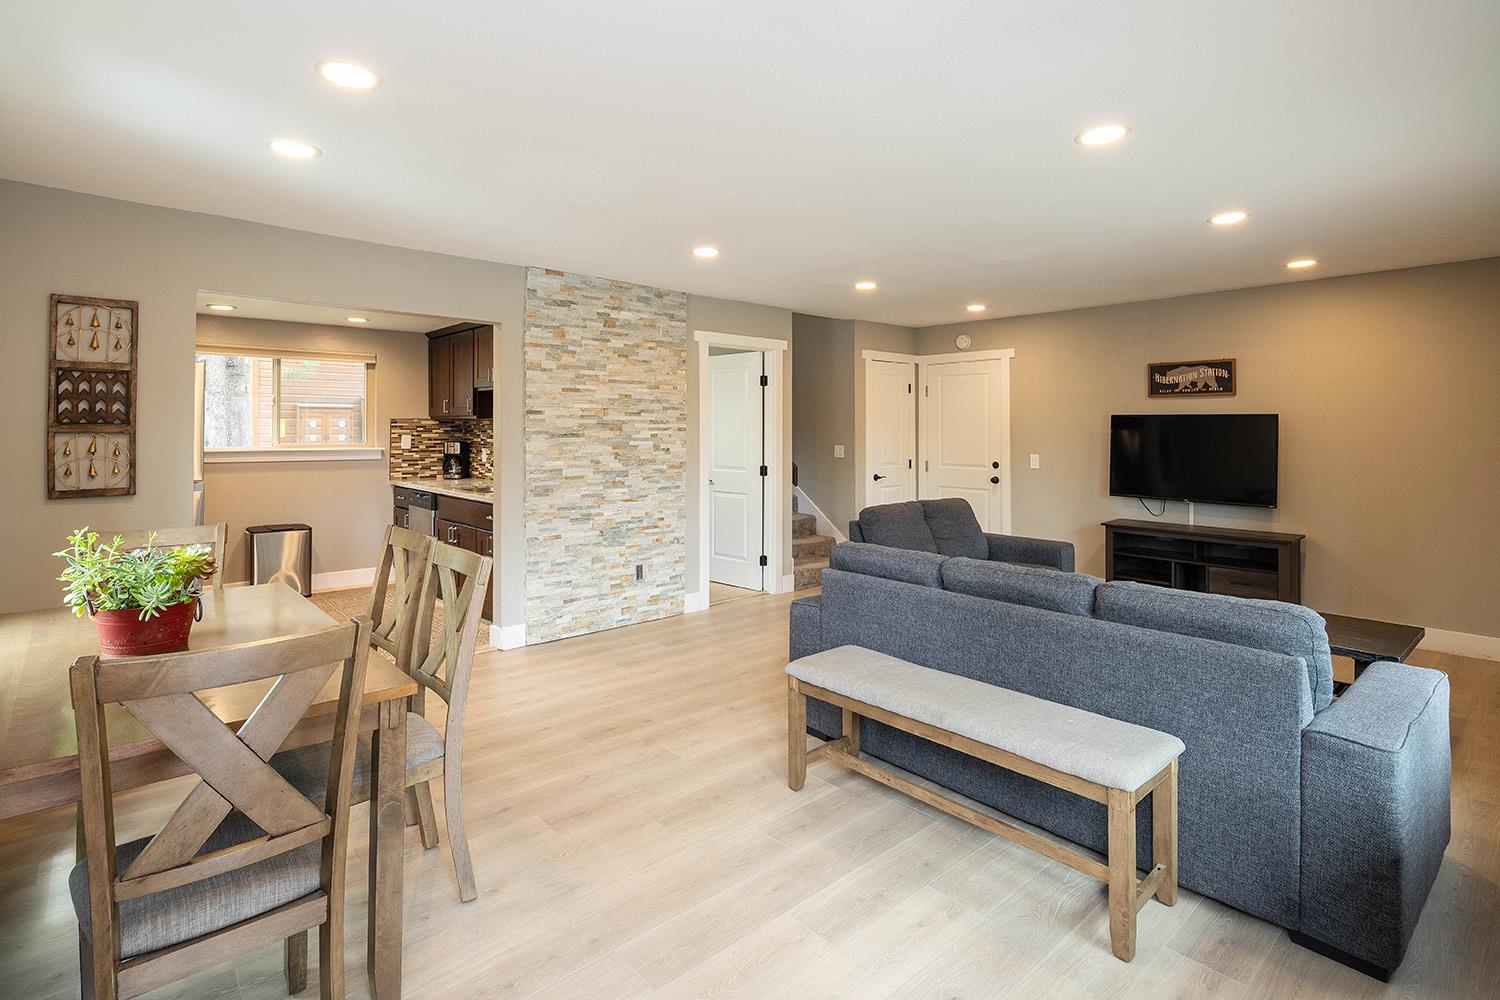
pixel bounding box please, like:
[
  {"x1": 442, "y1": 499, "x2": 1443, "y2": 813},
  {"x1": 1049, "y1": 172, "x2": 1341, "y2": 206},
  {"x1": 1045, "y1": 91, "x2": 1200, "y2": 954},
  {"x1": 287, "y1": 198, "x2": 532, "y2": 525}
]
[
  {"x1": 4, "y1": 2, "x2": 1498, "y2": 327},
  {"x1": 193, "y1": 292, "x2": 458, "y2": 334}
]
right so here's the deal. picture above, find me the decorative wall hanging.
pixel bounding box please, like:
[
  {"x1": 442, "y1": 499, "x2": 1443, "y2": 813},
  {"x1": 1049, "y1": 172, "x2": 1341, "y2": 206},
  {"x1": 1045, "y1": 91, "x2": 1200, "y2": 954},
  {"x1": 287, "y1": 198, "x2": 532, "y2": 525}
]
[
  {"x1": 47, "y1": 294, "x2": 138, "y2": 498},
  {"x1": 1147, "y1": 358, "x2": 1236, "y2": 397}
]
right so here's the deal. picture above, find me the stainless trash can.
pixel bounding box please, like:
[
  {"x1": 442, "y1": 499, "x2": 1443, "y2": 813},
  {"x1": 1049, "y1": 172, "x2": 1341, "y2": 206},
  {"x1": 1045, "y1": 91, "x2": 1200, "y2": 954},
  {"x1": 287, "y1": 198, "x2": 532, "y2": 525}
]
[{"x1": 246, "y1": 523, "x2": 313, "y2": 596}]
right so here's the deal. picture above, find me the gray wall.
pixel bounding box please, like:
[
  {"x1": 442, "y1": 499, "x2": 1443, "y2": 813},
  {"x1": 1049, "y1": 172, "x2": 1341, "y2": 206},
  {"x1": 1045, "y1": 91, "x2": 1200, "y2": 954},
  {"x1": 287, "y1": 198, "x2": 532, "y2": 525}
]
[
  {"x1": 194, "y1": 314, "x2": 430, "y2": 584},
  {"x1": 915, "y1": 257, "x2": 1500, "y2": 637}
]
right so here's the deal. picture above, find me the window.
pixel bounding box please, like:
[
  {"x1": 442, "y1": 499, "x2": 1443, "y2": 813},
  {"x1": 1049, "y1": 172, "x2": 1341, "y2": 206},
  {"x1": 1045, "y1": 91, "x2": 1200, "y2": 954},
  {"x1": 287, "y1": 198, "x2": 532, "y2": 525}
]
[{"x1": 198, "y1": 350, "x2": 371, "y2": 449}]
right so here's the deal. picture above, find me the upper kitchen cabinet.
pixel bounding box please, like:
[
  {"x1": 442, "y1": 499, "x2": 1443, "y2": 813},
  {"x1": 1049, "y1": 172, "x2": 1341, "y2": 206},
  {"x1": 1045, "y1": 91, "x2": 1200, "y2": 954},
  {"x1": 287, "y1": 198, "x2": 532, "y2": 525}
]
[{"x1": 427, "y1": 323, "x2": 494, "y2": 419}]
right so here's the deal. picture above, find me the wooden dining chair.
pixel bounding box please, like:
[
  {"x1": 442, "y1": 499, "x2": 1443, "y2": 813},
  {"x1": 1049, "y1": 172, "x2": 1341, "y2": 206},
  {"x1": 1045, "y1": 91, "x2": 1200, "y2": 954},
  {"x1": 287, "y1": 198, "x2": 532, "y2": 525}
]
[
  {"x1": 69, "y1": 618, "x2": 372, "y2": 1000},
  {"x1": 109, "y1": 522, "x2": 229, "y2": 592},
  {"x1": 273, "y1": 539, "x2": 492, "y2": 903},
  {"x1": 366, "y1": 524, "x2": 433, "y2": 668}
]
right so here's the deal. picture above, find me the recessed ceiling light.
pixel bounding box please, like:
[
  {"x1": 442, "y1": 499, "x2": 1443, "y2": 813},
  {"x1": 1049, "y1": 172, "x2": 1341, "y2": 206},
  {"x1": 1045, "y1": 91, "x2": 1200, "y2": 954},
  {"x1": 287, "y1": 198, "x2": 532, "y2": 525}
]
[
  {"x1": 1208, "y1": 210, "x2": 1249, "y2": 226},
  {"x1": 966, "y1": 303, "x2": 987, "y2": 313},
  {"x1": 692, "y1": 246, "x2": 720, "y2": 259},
  {"x1": 1285, "y1": 258, "x2": 1318, "y2": 270},
  {"x1": 854, "y1": 280, "x2": 878, "y2": 291},
  {"x1": 269, "y1": 138, "x2": 321, "y2": 160},
  {"x1": 316, "y1": 61, "x2": 381, "y2": 90},
  {"x1": 346, "y1": 316, "x2": 370, "y2": 323},
  {"x1": 205, "y1": 303, "x2": 236, "y2": 312},
  {"x1": 1076, "y1": 124, "x2": 1130, "y2": 146}
]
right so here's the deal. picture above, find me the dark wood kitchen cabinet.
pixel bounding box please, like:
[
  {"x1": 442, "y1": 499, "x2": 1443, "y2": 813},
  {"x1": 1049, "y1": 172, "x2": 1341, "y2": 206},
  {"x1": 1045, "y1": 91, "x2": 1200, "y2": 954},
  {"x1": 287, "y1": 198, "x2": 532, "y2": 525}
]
[
  {"x1": 436, "y1": 495, "x2": 495, "y2": 620},
  {"x1": 427, "y1": 323, "x2": 494, "y2": 420}
]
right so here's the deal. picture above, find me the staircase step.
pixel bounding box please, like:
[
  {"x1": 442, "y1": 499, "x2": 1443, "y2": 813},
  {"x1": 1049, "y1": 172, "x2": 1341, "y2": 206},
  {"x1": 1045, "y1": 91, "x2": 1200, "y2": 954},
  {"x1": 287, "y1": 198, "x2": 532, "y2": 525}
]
[
  {"x1": 793, "y1": 557, "x2": 829, "y2": 590},
  {"x1": 792, "y1": 511, "x2": 817, "y2": 538},
  {"x1": 793, "y1": 534, "x2": 835, "y2": 560}
]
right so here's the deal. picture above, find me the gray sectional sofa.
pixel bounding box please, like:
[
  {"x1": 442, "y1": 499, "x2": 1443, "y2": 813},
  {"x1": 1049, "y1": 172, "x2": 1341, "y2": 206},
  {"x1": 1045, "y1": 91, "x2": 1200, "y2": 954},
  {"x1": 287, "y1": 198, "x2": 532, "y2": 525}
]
[
  {"x1": 788, "y1": 541, "x2": 1451, "y2": 978},
  {"x1": 847, "y1": 498, "x2": 1076, "y2": 572}
]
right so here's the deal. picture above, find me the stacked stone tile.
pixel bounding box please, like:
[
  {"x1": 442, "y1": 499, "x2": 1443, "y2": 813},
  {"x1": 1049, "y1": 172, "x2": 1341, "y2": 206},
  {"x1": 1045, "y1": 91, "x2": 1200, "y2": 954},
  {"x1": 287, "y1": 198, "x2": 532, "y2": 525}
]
[{"x1": 523, "y1": 268, "x2": 687, "y2": 643}]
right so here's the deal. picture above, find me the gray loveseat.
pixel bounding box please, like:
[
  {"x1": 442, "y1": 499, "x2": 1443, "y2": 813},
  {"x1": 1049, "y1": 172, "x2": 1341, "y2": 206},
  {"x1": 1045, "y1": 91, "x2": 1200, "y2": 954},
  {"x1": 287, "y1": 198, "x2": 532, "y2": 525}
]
[
  {"x1": 789, "y1": 542, "x2": 1451, "y2": 978},
  {"x1": 847, "y1": 498, "x2": 1076, "y2": 572}
]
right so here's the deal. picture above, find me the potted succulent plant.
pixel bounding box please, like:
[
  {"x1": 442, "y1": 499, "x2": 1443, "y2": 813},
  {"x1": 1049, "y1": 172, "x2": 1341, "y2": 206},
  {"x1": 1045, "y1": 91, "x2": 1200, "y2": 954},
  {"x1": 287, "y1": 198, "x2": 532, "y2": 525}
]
[{"x1": 55, "y1": 528, "x2": 219, "y2": 657}]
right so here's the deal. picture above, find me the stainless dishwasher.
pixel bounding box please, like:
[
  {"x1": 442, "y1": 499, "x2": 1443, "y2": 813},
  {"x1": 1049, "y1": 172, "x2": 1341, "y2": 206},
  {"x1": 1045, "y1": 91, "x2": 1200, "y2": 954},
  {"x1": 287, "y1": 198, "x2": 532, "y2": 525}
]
[{"x1": 393, "y1": 487, "x2": 437, "y2": 536}]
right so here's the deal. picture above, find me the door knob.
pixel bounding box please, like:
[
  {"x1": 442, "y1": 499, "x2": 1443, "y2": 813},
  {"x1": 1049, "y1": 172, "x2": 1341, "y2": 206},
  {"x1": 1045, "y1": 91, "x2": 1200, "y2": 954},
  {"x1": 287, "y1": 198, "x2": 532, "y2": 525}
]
[
  {"x1": 872, "y1": 474, "x2": 886, "y2": 481},
  {"x1": 992, "y1": 461, "x2": 1000, "y2": 469},
  {"x1": 990, "y1": 476, "x2": 1000, "y2": 484}
]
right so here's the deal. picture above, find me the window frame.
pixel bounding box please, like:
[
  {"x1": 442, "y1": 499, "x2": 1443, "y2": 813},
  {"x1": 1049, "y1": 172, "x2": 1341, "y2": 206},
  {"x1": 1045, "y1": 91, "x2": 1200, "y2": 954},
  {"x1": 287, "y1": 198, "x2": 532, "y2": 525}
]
[{"x1": 196, "y1": 345, "x2": 382, "y2": 462}]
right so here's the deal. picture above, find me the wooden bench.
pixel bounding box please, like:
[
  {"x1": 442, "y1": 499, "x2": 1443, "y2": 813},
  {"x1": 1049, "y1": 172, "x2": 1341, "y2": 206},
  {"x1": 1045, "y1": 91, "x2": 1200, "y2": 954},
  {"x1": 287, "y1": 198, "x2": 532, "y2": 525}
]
[{"x1": 786, "y1": 645, "x2": 1185, "y2": 961}]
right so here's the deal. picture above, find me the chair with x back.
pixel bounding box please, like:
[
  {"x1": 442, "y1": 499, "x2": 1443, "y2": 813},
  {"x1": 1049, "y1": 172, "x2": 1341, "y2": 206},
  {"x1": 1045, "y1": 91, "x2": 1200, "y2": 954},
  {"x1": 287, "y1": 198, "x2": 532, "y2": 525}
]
[
  {"x1": 366, "y1": 524, "x2": 434, "y2": 668},
  {"x1": 109, "y1": 522, "x2": 229, "y2": 592},
  {"x1": 69, "y1": 618, "x2": 371, "y2": 1000}
]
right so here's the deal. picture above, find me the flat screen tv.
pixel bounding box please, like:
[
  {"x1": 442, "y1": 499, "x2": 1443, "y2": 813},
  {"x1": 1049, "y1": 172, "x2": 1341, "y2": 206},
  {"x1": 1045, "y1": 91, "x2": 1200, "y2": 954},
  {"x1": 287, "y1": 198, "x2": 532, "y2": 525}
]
[{"x1": 1110, "y1": 414, "x2": 1278, "y2": 508}]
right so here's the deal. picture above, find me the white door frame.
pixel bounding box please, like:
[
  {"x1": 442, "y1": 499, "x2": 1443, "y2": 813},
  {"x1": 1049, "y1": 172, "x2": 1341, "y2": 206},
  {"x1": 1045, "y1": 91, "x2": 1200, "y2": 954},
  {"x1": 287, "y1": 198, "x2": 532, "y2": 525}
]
[
  {"x1": 692, "y1": 330, "x2": 787, "y2": 610},
  {"x1": 859, "y1": 347, "x2": 1016, "y2": 534}
]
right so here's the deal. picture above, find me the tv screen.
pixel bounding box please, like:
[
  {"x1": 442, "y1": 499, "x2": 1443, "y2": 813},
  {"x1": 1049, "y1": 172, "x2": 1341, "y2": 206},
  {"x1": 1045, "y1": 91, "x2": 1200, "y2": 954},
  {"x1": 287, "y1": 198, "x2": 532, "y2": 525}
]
[{"x1": 1110, "y1": 414, "x2": 1278, "y2": 508}]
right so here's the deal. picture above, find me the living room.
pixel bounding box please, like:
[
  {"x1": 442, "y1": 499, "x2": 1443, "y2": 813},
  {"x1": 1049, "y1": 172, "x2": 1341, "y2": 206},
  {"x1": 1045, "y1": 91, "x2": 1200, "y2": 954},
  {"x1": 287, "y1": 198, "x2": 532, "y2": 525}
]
[{"x1": 1, "y1": 4, "x2": 1496, "y2": 1000}]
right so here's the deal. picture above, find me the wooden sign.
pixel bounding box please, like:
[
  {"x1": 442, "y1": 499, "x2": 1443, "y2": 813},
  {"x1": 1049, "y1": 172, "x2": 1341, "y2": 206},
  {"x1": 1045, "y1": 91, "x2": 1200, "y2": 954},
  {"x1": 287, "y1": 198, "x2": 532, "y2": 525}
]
[
  {"x1": 1147, "y1": 358, "x2": 1236, "y2": 397},
  {"x1": 47, "y1": 294, "x2": 138, "y2": 498}
]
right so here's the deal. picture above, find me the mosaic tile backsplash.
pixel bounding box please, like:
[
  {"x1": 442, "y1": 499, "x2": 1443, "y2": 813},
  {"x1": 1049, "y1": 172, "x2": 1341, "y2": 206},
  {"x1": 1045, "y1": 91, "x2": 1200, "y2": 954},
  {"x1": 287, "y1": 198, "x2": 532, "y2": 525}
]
[
  {"x1": 389, "y1": 417, "x2": 494, "y2": 479},
  {"x1": 523, "y1": 267, "x2": 687, "y2": 644}
]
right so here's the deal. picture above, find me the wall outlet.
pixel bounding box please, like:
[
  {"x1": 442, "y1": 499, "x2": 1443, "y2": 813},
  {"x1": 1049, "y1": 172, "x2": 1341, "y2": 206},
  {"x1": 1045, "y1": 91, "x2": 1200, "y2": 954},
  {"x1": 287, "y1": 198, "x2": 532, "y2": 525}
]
[
  {"x1": 479, "y1": 447, "x2": 490, "y2": 465},
  {"x1": 834, "y1": 444, "x2": 845, "y2": 459},
  {"x1": 635, "y1": 564, "x2": 644, "y2": 581},
  {"x1": 1029, "y1": 453, "x2": 1041, "y2": 470},
  {"x1": 400, "y1": 433, "x2": 413, "y2": 449}
]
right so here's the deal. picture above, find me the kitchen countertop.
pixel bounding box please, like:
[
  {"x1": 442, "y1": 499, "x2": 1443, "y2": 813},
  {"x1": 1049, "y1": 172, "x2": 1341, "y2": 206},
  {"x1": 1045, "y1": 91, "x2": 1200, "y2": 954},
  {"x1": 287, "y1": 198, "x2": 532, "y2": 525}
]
[{"x1": 390, "y1": 477, "x2": 494, "y2": 503}]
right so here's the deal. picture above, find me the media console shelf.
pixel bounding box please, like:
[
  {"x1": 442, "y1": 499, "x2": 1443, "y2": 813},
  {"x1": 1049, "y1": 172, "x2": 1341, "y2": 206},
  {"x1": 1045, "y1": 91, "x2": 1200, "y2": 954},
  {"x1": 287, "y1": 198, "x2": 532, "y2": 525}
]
[{"x1": 1102, "y1": 519, "x2": 1304, "y2": 603}]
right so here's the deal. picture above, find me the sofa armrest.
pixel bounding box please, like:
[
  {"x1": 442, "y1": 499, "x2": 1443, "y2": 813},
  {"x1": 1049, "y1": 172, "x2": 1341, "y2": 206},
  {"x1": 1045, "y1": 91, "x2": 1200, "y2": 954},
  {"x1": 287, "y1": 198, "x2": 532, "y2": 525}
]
[
  {"x1": 848, "y1": 521, "x2": 864, "y2": 542},
  {"x1": 789, "y1": 595, "x2": 823, "y2": 662},
  {"x1": 1299, "y1": 661, "x2": 1451, "y2": 974},
  {"x1": 984, "y1": 532, "x2": 1076, "y2": 572}
]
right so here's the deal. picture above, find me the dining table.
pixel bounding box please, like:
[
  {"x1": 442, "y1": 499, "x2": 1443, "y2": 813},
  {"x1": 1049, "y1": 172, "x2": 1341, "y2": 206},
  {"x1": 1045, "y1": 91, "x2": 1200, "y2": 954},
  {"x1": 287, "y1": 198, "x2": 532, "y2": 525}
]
[{"x1": 0, "y1": 584, "x2": 414, "y2": 1000}]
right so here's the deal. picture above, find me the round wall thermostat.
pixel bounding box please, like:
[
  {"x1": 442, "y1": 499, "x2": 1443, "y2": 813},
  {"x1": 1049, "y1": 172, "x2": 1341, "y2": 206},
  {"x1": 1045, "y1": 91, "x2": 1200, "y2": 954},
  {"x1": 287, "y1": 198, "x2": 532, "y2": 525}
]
[{"x1": 955, "y1": 334, "x2": 972, "y2": 351}]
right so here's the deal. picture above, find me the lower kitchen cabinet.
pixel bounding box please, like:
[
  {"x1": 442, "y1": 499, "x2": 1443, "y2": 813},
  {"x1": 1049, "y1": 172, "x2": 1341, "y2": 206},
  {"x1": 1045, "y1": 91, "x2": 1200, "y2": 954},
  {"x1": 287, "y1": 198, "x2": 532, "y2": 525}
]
[{"x1": 435, "y1": 496, "x2": 495, "y2": 621}]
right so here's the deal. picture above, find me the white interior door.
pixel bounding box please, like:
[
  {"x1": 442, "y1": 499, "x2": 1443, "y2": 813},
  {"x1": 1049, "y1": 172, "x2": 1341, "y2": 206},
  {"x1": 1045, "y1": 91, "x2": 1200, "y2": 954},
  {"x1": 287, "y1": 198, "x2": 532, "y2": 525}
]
[
  {"x1": 921, "y1": 358, "x2": 1011, "y2": 532},
  {"x1": 865, "y1": 360, "x2": 917, "y2": 509},
  {"x1": 708, "y1": 351, "x2": 765, "y2": 590}
]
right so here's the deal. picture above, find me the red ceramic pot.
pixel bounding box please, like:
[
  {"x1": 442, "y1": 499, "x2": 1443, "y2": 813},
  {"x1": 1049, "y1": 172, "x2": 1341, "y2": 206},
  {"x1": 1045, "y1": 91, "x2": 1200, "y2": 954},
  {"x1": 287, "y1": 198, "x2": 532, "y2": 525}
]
[{"x1": 91, "y1": 599, "x2": 198, "y2": 657}]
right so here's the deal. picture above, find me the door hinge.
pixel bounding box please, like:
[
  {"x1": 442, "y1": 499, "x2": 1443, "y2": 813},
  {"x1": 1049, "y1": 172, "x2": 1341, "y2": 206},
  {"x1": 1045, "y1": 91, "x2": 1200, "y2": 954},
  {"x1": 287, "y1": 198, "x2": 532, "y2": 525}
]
[
  {"x1": 758, "y1": 555, "x2": 768, "y2": 567},
  {"x1": 924, "y1": 385, "x2": 929, "y2": 397},
  {"x1": 908, "y1": 459, "x2": 913, "y2": 469},
  {"x1": 759, "y1": 465, "x2": 768, "y2": 477},
  {"x1": 908, "y1": 383, "x2": 912, "y2": 393},
  {"x1": 759, "y1": 374, "x2": 768, "y2": 387}
]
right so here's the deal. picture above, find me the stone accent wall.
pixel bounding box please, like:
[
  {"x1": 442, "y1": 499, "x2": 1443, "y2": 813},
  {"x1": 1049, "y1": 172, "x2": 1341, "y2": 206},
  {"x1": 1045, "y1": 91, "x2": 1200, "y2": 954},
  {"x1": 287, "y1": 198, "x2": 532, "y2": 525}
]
[
  {"x1": 524, "y1": 268, "x2": 687, "y2": 643},
  {"x1": 389, "y1": 417, "x2": 494, "y2": 479}
]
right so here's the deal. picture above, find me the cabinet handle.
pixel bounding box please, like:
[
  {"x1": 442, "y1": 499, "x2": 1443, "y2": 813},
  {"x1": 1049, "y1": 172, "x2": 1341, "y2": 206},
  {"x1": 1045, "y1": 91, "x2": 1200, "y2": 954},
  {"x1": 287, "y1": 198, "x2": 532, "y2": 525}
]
[{"x1": 443, "y1": 399, "x2": 449, "y2": 413}]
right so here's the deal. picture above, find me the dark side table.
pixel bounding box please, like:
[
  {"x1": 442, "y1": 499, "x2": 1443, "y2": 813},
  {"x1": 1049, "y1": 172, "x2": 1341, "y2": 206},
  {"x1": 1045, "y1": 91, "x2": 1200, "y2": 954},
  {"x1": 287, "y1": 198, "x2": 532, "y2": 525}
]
[{"x1": 1321, "y1": 613, "x2": 1426, "y2": 690}]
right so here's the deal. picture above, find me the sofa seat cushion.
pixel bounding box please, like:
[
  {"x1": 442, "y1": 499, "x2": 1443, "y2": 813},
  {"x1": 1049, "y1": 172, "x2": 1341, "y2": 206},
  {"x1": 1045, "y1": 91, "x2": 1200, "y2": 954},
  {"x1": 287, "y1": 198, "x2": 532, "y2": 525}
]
[
  {"x1": 920, "y1": 498, "x2": 988, "y2": 559},
  {"x1": 1095, "y1": 581, "x2": 1335, "y2": 711},
  {"x1": 942, "y1": 558, "x2": 1100, "y2": 616},
  {"x1": 71, "y1": 815, "x2": 321, "y2": 960},
  {"x1": 857, "y1": 501, "x2": 938, "y2": 553},
  {"x1": 830, "y1": 541, "x2": 946, "y2": 587},
  {"x1": 788, "y1": 645, "x2": 1185, "y2": 790}
]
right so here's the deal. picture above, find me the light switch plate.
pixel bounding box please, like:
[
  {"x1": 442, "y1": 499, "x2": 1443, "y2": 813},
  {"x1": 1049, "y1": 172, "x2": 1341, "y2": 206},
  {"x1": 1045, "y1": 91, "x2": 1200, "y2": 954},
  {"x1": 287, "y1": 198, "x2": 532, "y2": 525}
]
[
  {"x1": 1029, "y1": 453, "x2": 1041, "y2": 469},
  {"x1": 400, "y1": 433, "x2": 412, "y2": 449},
  {"x1": 834, "y1": 444, "x2": 845, "y2": 459}
]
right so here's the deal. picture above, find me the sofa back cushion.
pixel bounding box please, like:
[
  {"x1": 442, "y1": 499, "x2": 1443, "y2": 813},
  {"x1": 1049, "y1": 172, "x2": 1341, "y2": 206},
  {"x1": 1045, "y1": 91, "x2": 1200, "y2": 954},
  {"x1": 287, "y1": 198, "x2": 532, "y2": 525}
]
[
  {"x1": 1094, "y1": 581, "x2": 1335, "y2": 711},
  {"x1": 857, "y1": 501, "x2": 937, "y2": 553},
  {"x1": 941, "y1": 558, "x2": 1099, "y2": 616},
  {"x1": 920, "y1": 498, "x2": 989, "y2": 559},
  {"x1": 829, "y1": 542, "x2": 945, "y2": 588}
]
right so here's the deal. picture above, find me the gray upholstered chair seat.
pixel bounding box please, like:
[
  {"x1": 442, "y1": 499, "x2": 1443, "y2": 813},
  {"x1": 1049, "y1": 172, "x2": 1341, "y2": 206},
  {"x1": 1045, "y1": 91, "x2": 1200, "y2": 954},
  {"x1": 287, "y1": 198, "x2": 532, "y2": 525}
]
[
  {"x1": 271, "y1": 712, "x2": 445, "y2": 803},
  {"x1": 70, "y1": 817, "x2": 321, "y2": 960}
]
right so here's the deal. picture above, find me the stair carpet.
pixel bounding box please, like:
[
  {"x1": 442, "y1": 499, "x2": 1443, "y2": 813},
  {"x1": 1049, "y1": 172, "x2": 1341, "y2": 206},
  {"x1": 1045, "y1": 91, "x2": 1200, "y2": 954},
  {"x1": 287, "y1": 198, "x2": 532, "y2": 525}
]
[{"x1": 792, "y1": 495, "x2": 836, "y2": 590}]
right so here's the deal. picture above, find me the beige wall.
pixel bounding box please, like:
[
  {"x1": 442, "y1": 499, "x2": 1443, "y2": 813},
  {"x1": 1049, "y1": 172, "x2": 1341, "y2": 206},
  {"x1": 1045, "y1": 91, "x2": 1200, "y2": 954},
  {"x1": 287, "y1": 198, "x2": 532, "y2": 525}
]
[
  {"x1": 916, "y1": 257, "x2": 1500, "y2": 638},
  {"x1": 194, "y1": 314, "x2": 430, "y2": 584},
  {"x1": 687, "y1": 295, "x2": 795, "y2": 589},
  {"x1": 0, "y1": 179, "x2": 523, "y2": 615}
]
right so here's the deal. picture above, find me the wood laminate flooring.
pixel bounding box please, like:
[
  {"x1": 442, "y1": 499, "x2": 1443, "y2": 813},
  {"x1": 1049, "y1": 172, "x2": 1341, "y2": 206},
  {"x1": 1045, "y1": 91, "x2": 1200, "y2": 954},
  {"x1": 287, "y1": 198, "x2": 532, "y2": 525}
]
[{"x1": 1, "y1": 589, "x2": 1495, "y2": 999}]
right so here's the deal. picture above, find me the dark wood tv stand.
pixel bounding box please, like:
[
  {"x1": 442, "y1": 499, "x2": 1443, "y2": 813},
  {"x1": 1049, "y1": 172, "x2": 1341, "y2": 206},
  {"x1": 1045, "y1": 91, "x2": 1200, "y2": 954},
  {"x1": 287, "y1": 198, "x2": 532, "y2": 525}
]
[{"x1": 1102, "y1": 519, "x2": 1304, "y2": 603}]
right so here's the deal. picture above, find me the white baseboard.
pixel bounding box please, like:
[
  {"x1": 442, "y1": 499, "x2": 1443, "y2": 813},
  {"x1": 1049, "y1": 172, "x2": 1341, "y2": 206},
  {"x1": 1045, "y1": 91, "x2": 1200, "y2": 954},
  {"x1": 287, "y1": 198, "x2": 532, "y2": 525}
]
[
  {"x1": 793, "y1": 486, "x2": 847, "y2": 543},
  {"x1": 684, "y1": 591, "x2": 709, "y2": 614},
  {"x1": 495, "y1": 622, "x2": 527, "y2": 650},
  {"x1": 312, "y1": 567, "x2": 377, "y2": 592},
  {"x1": 1419, "y1": 628, "x2": 1500, "y2": 662},
  {"x1": 780, "y1": 573, "x2": 796, "y2": 594}
]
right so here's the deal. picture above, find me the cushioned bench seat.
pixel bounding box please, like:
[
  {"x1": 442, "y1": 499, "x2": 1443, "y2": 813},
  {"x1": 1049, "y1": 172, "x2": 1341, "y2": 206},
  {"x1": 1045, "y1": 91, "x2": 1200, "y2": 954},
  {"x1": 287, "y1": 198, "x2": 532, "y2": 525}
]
[{"x1": 787, "y1": 645, "x2": 1184, "y2": 791}]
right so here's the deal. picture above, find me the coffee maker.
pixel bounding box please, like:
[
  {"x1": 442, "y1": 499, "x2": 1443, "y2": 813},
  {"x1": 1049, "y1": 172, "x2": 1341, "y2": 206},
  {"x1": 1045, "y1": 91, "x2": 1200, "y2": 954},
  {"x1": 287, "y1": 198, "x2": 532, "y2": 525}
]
[{"x1": 441, "y1": 440, "x2": 471, "y2": 479}]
